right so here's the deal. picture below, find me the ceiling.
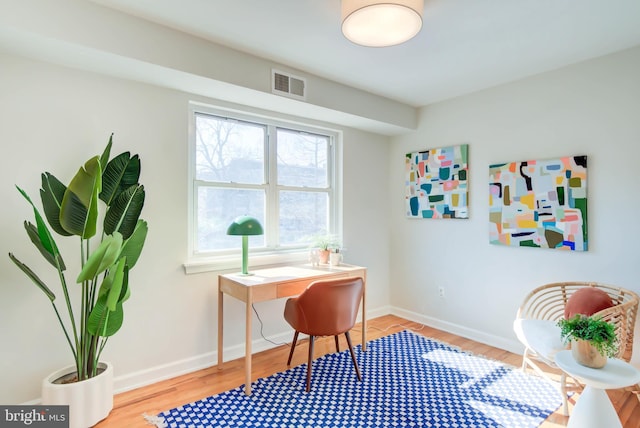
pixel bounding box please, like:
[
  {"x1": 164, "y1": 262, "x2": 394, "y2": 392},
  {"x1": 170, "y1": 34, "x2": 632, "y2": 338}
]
[{"x1": 88, "y1": 0, "x2": 640, "y2": 108}]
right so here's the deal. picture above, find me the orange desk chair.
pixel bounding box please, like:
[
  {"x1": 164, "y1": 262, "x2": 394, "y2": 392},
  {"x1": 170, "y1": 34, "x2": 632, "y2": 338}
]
[{"x1": 284, "y1": 276, "x2": 364, "y2": 392}]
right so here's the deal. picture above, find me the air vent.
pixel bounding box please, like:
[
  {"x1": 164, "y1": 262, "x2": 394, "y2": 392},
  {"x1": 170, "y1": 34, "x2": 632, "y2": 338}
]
[{"x1": 272, "y1": 69, "x2": 306, "y2": 100}]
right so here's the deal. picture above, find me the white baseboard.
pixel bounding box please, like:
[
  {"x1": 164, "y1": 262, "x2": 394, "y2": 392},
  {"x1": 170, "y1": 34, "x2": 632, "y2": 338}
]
[
  {"x1": 112, "y1": 352, "x2": 216, "y2": 394},
  {"x1": 112, "y1": 330, "x2": 293, "y2": 394},
  {"x1": 110, "y1": 305, "x2": 523, "y2": 396},
  {"x1": 389, "y1": 306, "x2": 524, "y2": 355},
  {"x1": 364, "y1": 305, "x2": 392, "y2": 321}
]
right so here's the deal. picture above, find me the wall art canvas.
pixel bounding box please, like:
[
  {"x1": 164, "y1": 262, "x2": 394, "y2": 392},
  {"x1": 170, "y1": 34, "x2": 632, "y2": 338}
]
[
  {"x1": 489, "y1": 155, "x2": 587, "y2": 251},
  {"x1": 405, "y1": 144, "x2": 468, "y2": 219}
]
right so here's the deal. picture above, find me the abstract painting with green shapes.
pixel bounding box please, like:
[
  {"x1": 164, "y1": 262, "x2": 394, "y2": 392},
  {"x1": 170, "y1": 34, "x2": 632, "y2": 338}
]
[
  {"x1": 405, "y1": 144, "x2": 469, "y2": 219},
  {"x1": 489, "y1": 155, "x2": 588, "y2": 251}
]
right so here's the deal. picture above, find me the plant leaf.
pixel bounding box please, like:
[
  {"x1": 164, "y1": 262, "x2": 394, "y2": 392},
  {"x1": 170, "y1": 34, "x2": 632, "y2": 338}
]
[
  {"x1": 103, "y1": 185, "x2": 145, "y2": 239},
  {"x1": 120, "y1": 267, "x2": 130, "y2": 303},
  {"x1": 87, "y1": 296, "x2": 123, "y2": 337},
  {"x1": 104, "y1": 257, "x2": 126, "y2": 311},
  {"x1": 8, "y1": 253, "x2": 56, "y2": 301},
  {"x1": 120, "y1": 220, "x2": 148, "y2": 269},
  {"x1": 94, "y1": 265, "x2": 129, "y2": 337},
  {"x1": 40, "y1": 173, "x2": 73, "y2": 237},
  {"x1": 60, "y1": 156, "x2": 102, "y2": 238},
  {"x1": 76, "y1": 233, "x2": 123, "y2": 283},
  {"x1": 97, "y1": 262, "x2": 128, "y2": 298},
  {"x1": 99, "y1": 134, "x2": 113, "y2": 176},
  {"x1": 15, "y1": 185, "x2": 64, "y2": 267},
  {"x1": 100, "y1": 151, "x2": 140, "y2": 206},
  {"x1": 23, "y1": 221, "x2": 66, "y2": 270}
]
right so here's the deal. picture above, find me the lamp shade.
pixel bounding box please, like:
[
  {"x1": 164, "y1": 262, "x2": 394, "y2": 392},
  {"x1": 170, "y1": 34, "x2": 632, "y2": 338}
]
[
  {"x1": 341, "y1": 0, "x2": 424, "y2": 47},
  {"x1": 226, "y1": 216, "x2": 264, "y2": 236}
]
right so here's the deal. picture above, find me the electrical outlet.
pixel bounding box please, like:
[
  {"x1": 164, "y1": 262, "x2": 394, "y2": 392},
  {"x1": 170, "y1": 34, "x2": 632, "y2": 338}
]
[{"x1": 438, "y1": 286, "x2": 445, "y2": 298}]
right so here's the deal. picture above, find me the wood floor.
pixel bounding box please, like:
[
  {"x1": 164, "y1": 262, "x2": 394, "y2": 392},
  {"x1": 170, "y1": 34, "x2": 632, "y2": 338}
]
[{"x1": 95, "y1": 315, "x2": 640, "y2": 427}]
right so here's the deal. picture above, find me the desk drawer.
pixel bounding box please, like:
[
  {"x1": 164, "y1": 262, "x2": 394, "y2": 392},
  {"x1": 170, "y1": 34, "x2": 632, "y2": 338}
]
[
  {"x1": 277, "y1": 273, "x2": 349, "y2": 298},
  {"x1": 277, "y1": 279, "x2": 312, "y2": 298},
  {"x1": 251, "y1": 284, "x2": 278, "y2": 302}
]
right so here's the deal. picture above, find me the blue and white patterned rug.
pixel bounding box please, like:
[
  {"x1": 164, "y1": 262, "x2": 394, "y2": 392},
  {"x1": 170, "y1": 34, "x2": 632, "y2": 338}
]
[{"x1": 151, "y1": 330, "x2": 562, "y2": 427}]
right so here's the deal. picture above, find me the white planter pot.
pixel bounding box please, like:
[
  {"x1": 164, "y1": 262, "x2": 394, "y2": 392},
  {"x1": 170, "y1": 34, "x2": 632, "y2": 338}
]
[{"x1": 41, "y1": 361, "x2": 114, "y2": 428}]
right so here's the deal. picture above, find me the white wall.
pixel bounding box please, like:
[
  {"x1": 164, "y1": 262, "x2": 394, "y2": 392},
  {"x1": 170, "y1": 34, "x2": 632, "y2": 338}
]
[
  {"x1": 0, "y1": 53, "x2": 391, "y2": 404},
  {"x1": 0, "y1": 0, "x2": 416, "y2": 135},
  {"x1": 389, "y1": 46, "x2": 640, "y2": 358}
]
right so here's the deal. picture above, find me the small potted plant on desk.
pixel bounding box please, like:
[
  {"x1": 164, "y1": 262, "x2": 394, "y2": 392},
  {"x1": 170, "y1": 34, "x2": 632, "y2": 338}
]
[
  {"x1": 557, "y1": 314, "x2": 617, "y2": 368},
  {"x1": 310, "y1": 234, "x2": 340, "y2": 265}
]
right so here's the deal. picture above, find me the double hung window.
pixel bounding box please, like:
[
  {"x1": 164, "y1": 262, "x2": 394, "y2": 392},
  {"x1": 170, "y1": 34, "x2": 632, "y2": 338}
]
[{"x1": 189, "y1": 106, "x2": 338, "y2": 262}]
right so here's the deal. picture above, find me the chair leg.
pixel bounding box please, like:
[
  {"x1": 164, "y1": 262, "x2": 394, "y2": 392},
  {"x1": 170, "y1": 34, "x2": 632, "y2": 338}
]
[
  {"x1": 521, "y1": 348, "x2": 530, "y2": 371},
  {"x1": 334, "y1": 335, "x2": 340, "y2": 353},
  {"x1": 560, "y1": 372, "x2": 569, "y2": 416},
  {"x1": 306, "y1": 335, "x2": 315, "y2": 392},
  {"x1": 345, "y1": 331, "x2": 362, "y2": 381},
  {"x1": 287, "y1": 331, "x2": 299, "y2": 366}
]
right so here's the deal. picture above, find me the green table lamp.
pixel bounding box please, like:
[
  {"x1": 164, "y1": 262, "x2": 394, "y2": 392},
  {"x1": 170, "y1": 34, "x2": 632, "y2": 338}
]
[{"x1": 226, "y1": 216, "x2": 264, "y2": 275}]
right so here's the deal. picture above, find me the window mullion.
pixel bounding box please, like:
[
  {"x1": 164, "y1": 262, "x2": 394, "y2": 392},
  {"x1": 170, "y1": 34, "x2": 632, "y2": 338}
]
[
  {"x1": 266, "y1": 125, "x2": 279, "y2": 248},
  {"x1": 278, "y1": 185, "x2": 327, "y2": 192},
  {"x1": 328, "y1": 136, "x2": 337, "y2": 235},
  {"x1": 195, "y1": 180, "x2": 265, "y2": 190}
]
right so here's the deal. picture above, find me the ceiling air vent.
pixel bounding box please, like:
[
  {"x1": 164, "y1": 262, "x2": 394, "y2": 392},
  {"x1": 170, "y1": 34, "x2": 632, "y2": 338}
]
[{"x1": 272, "y1": 69, "x2": 306, "y2": 101}]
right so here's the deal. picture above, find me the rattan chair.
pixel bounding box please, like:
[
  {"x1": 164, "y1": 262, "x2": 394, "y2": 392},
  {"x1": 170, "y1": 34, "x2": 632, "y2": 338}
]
[{"x1": 514, "y1": 281, "x2": 639, "y2": 415}]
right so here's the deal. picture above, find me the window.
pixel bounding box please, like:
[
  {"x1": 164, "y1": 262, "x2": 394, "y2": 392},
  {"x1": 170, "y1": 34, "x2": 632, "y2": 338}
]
[{"x1": 188, "y1": 105, "x2": 339, "y2": 264}]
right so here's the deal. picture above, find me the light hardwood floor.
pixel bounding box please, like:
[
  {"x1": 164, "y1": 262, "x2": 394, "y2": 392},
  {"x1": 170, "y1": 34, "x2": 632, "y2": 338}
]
[{"x1": 95, "y1": 315, "x2": 640, "y2": 427}]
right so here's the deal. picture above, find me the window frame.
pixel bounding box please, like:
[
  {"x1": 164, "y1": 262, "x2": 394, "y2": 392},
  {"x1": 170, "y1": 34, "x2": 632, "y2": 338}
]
[{"x1": 185, "y1": 102, "x2": 342, "y2": 274}]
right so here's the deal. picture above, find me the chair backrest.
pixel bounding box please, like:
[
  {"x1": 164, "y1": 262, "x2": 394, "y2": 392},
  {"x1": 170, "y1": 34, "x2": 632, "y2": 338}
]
[
  {"x1": 516, "y1": 281, "x2": 639, "y2": 361},
  {"x1": 288, "y1": 276, "x2": 364, "y2": 337}
]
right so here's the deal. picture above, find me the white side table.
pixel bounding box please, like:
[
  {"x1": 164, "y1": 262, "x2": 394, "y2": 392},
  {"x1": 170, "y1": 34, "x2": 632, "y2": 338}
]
[{"x1": 555, "y1": 350, "x2": 640, "y2": 428}]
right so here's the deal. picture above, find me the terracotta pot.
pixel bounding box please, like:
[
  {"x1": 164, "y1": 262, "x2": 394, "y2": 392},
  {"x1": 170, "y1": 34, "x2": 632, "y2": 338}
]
[
  {"x1": 318, "y1": 249, "x2": 330, "y2": 264},
  {"x1": 571, "y1": 339, "x2": 607, "y2": 368},
  {"x1": 42, "y1": 361, "x2": 113, "y2": 428}
]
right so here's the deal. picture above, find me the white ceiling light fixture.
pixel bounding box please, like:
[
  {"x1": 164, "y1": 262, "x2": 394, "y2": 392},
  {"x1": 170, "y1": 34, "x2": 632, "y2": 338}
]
[{"x1": 341, "y1": 0, "x2": 424, "y2": 47}]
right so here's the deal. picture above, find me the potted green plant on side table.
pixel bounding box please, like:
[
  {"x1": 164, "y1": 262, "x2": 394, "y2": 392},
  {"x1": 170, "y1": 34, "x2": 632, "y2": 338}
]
[
  {"x1": 8, "y1": 135, "x2": 148, "y2": 428},
  {"x1": 557, "y1": 314, "x2": 617, "y2": 368}
]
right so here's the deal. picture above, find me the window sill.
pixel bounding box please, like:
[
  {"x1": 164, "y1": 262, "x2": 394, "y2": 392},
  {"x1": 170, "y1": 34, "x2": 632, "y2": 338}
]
[{"x1": 183, "y1": 250, "x2": 310, "y2": 275}]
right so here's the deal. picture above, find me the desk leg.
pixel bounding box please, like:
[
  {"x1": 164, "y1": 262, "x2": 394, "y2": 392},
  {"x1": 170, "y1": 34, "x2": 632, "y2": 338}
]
[
  {"x1": 362, "y1": 286, "x2": 367, "y2": 352},
  {"x1": 217, "y1": 285, "x2": 223, "y2": 370},
  {"x1": 244, "y1": 290, "x2": 253, "y2": 395},
  {"x1": 567, "y1": 386, "x2": 621, "y2": 428},
  {"x1": 361, "y1": 274, "x2": 367, "y2": 351}
]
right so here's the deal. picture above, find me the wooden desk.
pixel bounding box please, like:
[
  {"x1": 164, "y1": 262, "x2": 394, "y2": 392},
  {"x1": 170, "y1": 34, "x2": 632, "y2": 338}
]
[{"x1": 217, "y1": 263, "x2": 367, "y2": 395}]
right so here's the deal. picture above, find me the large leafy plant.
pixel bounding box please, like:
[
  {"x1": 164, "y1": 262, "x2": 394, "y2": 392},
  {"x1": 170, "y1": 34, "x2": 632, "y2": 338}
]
[{"x1": 8, "y1": 135, "x2": 148, "y2": 381}]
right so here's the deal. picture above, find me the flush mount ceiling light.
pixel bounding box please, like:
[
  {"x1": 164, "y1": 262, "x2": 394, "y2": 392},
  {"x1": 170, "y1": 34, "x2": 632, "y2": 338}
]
[{"x1": 341, "y1": 0, "x2": 424, "y2": 47}]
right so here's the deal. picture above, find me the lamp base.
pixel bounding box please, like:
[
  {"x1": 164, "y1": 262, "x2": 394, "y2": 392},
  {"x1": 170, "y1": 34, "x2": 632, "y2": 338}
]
[{"x1": 237, "y1": 272, "x2": 255, "y2": 276}]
